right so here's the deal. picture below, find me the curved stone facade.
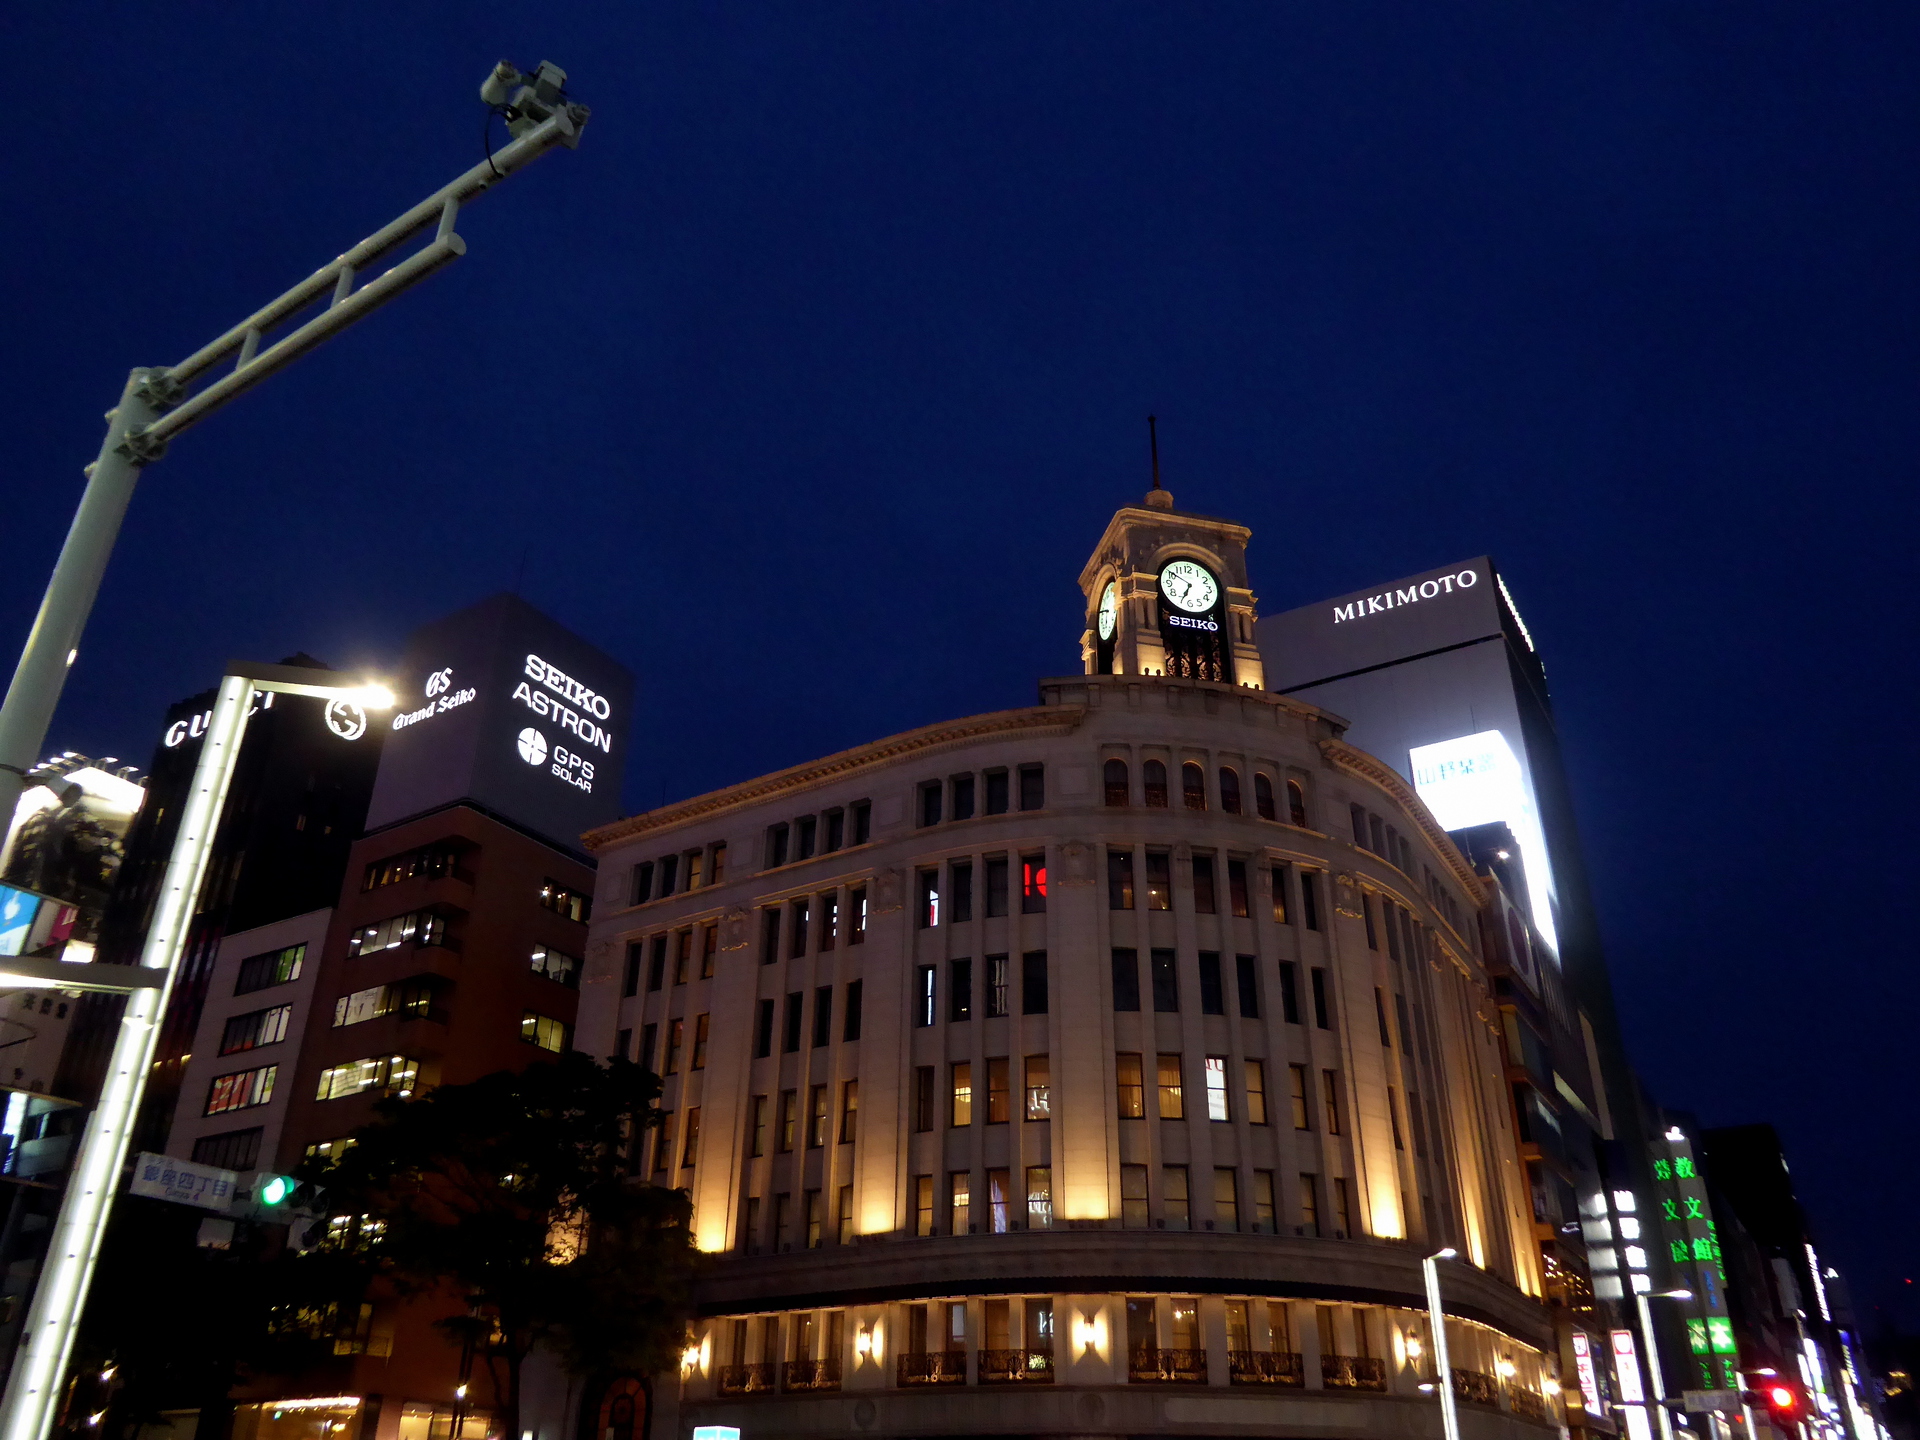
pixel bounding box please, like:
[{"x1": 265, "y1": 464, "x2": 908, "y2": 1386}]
[{"x1": 579, "y1": 669, "x2": 1559, "y2": 1438}]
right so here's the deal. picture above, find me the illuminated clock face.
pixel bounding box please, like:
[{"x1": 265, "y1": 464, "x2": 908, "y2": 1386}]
[
  {"x1": 1096, "y1": 583, "x2": 1118, "y2": 640},
  {"x1": 1159, "y1": 559, "x2": 1220, "y2": 614}
]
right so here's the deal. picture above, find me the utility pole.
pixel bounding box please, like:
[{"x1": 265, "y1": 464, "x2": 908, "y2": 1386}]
[{"x1": 0, "y1": 59, "x2": 589, "y2": 829}]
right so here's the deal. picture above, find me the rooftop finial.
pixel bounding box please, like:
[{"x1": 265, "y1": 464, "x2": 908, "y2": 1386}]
[{"x1": 1145, "y1": 414, "x2": 1173, "y2": 509}]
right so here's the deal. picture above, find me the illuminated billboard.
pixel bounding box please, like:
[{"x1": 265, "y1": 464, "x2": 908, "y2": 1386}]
[
  {"x1": 1408, "y1": 730, "x2": 1557, "y2": 951},
  {"x1": 364, "y1": 594, "x2": 632, "y2": 856}
]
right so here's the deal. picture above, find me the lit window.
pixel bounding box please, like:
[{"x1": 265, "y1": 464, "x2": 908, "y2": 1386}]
[
  {"x1": 1205, "y1": 1056, "x2": 1230, "y2": 1121},
  {"x1": 521, "y1": 1013, "x2": 568, "y2": 1052},
  {"x1": 1612, "y1": 1189, "x2": 1636, "y2": 1212}
]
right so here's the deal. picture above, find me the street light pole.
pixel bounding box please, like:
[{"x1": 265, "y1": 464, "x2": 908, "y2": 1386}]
[
  {"x1": 1424, "y1": 1248, "x2": 1461, "y2": 1440},
  {"x1": 1637, "y1": 1288, "x2": 1693, "y2": 1440},
  {"x1": 0, "y1": 663, "x2": 393, "y2": 1440},
  {"x1": 0, "y1": 60, "x2": 587, "y2": 828}
]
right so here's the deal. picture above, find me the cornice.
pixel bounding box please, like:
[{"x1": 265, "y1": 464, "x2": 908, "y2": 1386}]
[
  {"x1": 583, "y1": 705, "x2": 1088, "y2": 851},
  {"x1": 1317, "y1": 738, "x2": 1488, "y2": 902}
]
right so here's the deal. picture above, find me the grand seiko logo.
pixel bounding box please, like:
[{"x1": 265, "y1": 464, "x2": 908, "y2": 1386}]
[
  {"x1": 1333, "y1": 569, "x2": 1478, "y2": 624},
  {"x1": 1167, "y1": 614, "x2": 1219, "y2": 632}
]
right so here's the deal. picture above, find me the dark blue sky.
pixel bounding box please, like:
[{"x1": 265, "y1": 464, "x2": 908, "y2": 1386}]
[{"x1": 7, "y1": 5, "x2": 1917, "y2": 1324}]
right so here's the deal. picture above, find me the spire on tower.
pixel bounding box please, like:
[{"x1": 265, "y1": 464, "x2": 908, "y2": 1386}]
[{"x1": 1145, "y1": 414, "x2": 1173, "y2": 510}]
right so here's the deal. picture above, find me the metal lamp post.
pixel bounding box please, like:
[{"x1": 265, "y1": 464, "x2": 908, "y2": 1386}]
[
  {"x1": 0, "y1": 663, "x2": 392, "y2": 1440},
  {"x1": 0, "y1": 59, "x2": 587, "y2": 831},
  {"x1": 1637, "y1": 1287, "x2": 1694, "y2": 1440},
  {"x1": 1424, "y1": 1248, "x2": 1462, "y2": 1440}
]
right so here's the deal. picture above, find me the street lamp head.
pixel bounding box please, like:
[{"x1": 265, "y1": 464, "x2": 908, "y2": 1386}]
[
  {"x1": 1655, "y1": 1289, "x2": 1693, "y2": 1300},
  {"x1": 352, "y1": 683, "x2": 395, "y2": 710},
  {"x1": 1430, "y1": 1247, "x2": 1458, "y2": 1260}
]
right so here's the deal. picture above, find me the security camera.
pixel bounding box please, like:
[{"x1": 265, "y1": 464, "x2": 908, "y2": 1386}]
[{"x1": 480, "y1": 60, "x2": 521, "y2": 108}]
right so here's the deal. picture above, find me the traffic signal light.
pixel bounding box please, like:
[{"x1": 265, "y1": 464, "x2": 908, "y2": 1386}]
[
  {"x1": 245, "y1": 1172, "x2": 323, "y2": 1220},
  {"x1": 1755, "y1": 1379, "x2": 1802, "y2": 1428},
  {"x1": 254, "y1": 1173, "x2": 295, "y2": 1209}
]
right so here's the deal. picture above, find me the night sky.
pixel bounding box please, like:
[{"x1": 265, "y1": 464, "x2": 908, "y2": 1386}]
[{"x1": 7, "y1": 6, "x2": 1917, "y2": 1327}]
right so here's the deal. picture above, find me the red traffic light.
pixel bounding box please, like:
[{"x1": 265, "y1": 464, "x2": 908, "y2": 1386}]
[{"x1": 1765, "y1": 1383, "x2": 1799, "y2": 1414}]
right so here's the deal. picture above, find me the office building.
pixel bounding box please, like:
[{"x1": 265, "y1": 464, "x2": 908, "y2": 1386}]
[{"x1": 575, "y1": 489, "x2": 1562, "y2": 1440}]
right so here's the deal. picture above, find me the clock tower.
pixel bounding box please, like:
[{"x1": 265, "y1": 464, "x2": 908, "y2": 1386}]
[{"x1": 1077, "y1": 482, "x2": 1265, "y2": 688}]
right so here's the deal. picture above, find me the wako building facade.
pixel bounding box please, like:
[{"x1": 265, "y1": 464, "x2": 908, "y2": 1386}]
[{"x1": 578, "y1": 490, "x2": 1562, "y2": 1440}]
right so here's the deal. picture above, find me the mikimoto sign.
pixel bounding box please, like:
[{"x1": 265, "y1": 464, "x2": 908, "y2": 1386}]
[{"x1": 363, "y1": 594, "x2": 633, "y2": 857}]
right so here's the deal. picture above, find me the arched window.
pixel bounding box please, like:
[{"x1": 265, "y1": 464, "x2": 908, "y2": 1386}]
[
  {"x1": 1104, "y1": 758, "x2": 1130, "y2": 807},
  {"x1": 1219, "y1": 767, "x2": 1241, "y2": 815},
  {"x1": 1254, "y1": 773, "x2": 1276, "y2": 821},
  {"x1": 1286, "y1": 779, "x2": 1308, "y2": 828},
  {"x1": 1182, "y1": 762, "x2": 1207, "y2": 810},
  {"x1": 1143, "y1": 760, "x2": 1169, "y2": 808}
]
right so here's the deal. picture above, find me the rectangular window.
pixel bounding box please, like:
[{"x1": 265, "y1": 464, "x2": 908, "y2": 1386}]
[
  {"x1": 1299, "y1": 1174, "x2": 1321, "y2": 1236},
  {"x1": 986, "y1": 954, "x2": 1009, "y2": 1017},
  {"x1": 988, "y1": 1168, "x2": 1011, "y2": 1232},
  {"x1": 838, "y1": 1183, "x2": 854, "y2": 1243},
  {"x1": 805, "y1": 1188, "x2": 822, "y2": 1247},
  {"x1": 639, "y1": 1023, "x2": 658, "y2": 1071},
  {"x1": 522, "y1": 1013, "x2": 569, "y2": 1052},
  {"x1": 1192, "y1": 855, "x2": 1217, "y2": 914},
  {"x1": 1021, "y1": 951, "x2": 1049, "y2": 1014},
  {"x1": 760, "y1": 908, "x2": 780, "y2": 965},
  {"x1": 986, "y1": 1058, "x2": 1010, "y2": 1123},
  {"x1": 314, "y1": 1055, "x2": 417, "y2": 1102},
  {"x1": 1108, "y1": 849, "x2": 1135, "y2": 909},
  {"x1": 823, "y1": 809, "x2": 845, "y2": 853},
  {"x1": 530, "y1": 944, "x2": 580, "y2": 988},
  {"x1": 1300, "y1": 870, "x2": 1321, "y2": 930},
  {"x1": 1026, "y1": 1166, "x2": 1053, "y2": 1229},
  {"x1": 1321, "y1": 1070, "x2": 1341, "y2": 1135},
  {"x1": 1228, "y1": 859, "x2": 1250, "y2": 917},
  {"x1": 1024, "y1": 1055, "x2": 1050, "y2": 1120},
  {"x1": 985, "y1": 855, "x2": 1009, "y2": 916},
  {"x1": 784, "y1": 992, "x2": 804, "y2": 1052},
  {"x1": 682, "y1": 1107, "x2": 701, "y2": 1167},
  {"x1": 1351, "y1": 803, "x2": 1370, "y2": 847},
  {"x1": 1270, "y1": 864, "x2": 1291, "y2": 923},
  {"x1": 1157, "y1": 1053, "x2": 1185, "y2": 1119},
  {"x1": 1111, "y1": 948, "x2": 1140, "y2": 1011},
  {"x1": 1385, "y1": 903, "x2": 1403, "y2": 963},
  {"x1": 692, "y1": 1012, "x2": 711, "y2": 1069},
  {"x1": 219, "y1": 1004, "x2": 291, "y2": 1055},
  {"x1": 789, "y1": 898, "x2": 809, "y2": 959},
  {"x1": 850, "y1": 887, "x2": 868, "y2": 944},
  {"x1": 1116, "y1": 1053, "x2": 1145, "y2": 1118},
  {"x1": 1150, "y1": 948, "x2": 1179, "y2": 1012},
  {"x1": 796, "y1": 816, "x2": 817, "y2": 862},
  {"x1": 919, "y1": 781, "x2": 943, "y2": 828},
  {"x1": 1245, "y1": 1060, "x2": 1268, "y2": 1125},
  {"x1": 1020, "y1": 855, "x2": 1047, "y2": 913},
  {"x1": 622, "y1": 941, "x2": 642, "y2": 997},
  {"x1": 1311, "y1": 968, "x2": 1331, "y2": 1029},
  {"x1": 913, "y1": 1066, "x2": 935, "y2": 1132},
  {"x1": 950, "y1": 958, "x2": 973, "y2": 1022},
  {"x1": 1234, "y1": 954, "x2": 1259, "y2": 1017},
  {"x1": 235, "y1": 943, "x2": 306, "y2": 995},
  {"x1": 659, "y1": 854, "x2": 680, "y2": 896},
  {"x1": 710, "y1": 841, "x2": 726, "y2": 884},
  {"x1": 818, "y1": 896, "x2": 836, "y2": 952},
  {"x1": 743, "y1": 1198, "x2": 762, "y2": 1255},
  {"x1": 1388, "y1": 1087, "x2": 1404, "y2": 1150},
  {"x1": 852, "y1": 799, "x2": 872, "y2": 844},
  {"x1": 192, "y1": 1128, "x2": 263, "y2": 1172},
  {"x1": 686, "y1": 848, "x2": 705, "y2": 890},
  {"x1": 950, "y1": 1062, "x2": 974, "y2": 1126},
  {"x1": 539, "y1": 880, "x2": 590, "y2": 923},
  {"x1": 778, "y1": 1090, "x2": 797, "y2": 1151},
  {"x1": 1252, "y1": 1171, "x2": 1277, "y2": 1233},
  {"x1": 615, "y1": 1027, "x2": 631, "y2": 1062},
  {"x1": 1018, "y1": 764, "x2": 1045, "y2": 811},
  {"x1": 951, "y1": 861, "x2": 974, "y2": 923},
  {"x1": 1375, "y1": 988, "x2": 1392, "y2": 1046},
  {"x1": 1214, "y1": 1167, "x2": 1240, "y2": 1231},
  {"x1": 647, "y1": 934, "x2": 668, "y2": 990},
  {"x1": 1197, "y1": 952, "x2": 1225, "y2": 1015},
  {"x1": 767, "y1": 822, "x2": 790, "y2": 868},
  {"x1": 953, "y1": 773, "x2": 976, "y2": 821},
  {"x1": 206, "y1": 1065, "x2": 277, "y2": 1115},
  {"x1": 914, "y1": 965, "x2": 936, "y2": 1027},
  {"x1": 1146, "y1": 851, "x2": 1173, "y2": 910},
  {"x1": 844, "y1": 979, "x2": 864, "y2": 1042},
  {"x1": 1279, "y1": 961, "x2": 1301, "y2": 1024},
  {"x1": 1363, "y1": 894, "x2": 1378, "y2": 949},
  {"x1": 701, "y1": 922, "x2": 718, "y2": 977},
  {"x1": 985, "y1": 770, "x2": 1010, "y2": 815},
  {"x1": 813, "y1": 986, "x2": 833, "y2": 1047},
  {"x1": 914, "y1": 1176, "x2": 935, "y2": 1236},
  {"x1": 1289, "y1": 1064, "x2": 1310, "y2": 1130},
  {"x1": 949, "y1": 1172, "x2": 972, "y2": 1234},
  {"x1": 363, "y1": 841, "x2": 464, "y2": 891},
  {"x1": 653, "y1": 1115, "x2": 673, "y2": 1173},
  {"x1": 1121, "y1": 1163, "x2": 1149, "y2": 1227},
  {"x1": 630, "y1": 861, "x2": 655, "y2": 906},
  {"x1": 807, "y1": 1084, "x2": 828, "y2": 1147},
  {"x1": 773, "y1": 1192, "x2": 790, "y2": 1249},
  {"x1": 840, "y1": 1079, "x2": 859, "y2": 1143},
  {"x1": 750, "y1": 1095, "x2": 768, "y2": 1157},
  {"x1": 1205, "y1": 1056, "x2": 1230, "y2": 1121},
  {"x1": 919, "y1": 869, "x2": 940, "y2": 928},
  {"x1": 1164, "y1": 1165, "x2": 1190, "y2": 1230},
  {"x1": 753, "y1": 999, "x2": 774, "y2": 1058},
  {"x1": 1333, "y1": 1177, "x2": 1353, "y2": 1238},
  {"x1": 665, "y1": 1020, "x2": 686, "y2": 1074}
]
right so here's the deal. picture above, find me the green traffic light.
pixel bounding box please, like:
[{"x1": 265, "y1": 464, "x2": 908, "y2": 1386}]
[{"x1": 260, "y1": 1175, "x2": 292, "y2": 1205}]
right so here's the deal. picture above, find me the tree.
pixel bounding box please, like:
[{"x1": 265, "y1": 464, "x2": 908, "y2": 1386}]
[{"x1": 299, "y1": 1053, "x2": 695, "y2": 1440}]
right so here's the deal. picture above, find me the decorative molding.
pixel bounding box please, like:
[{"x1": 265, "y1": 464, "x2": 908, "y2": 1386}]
[{"x1": 1316, "y1": 738, "x2": 1488, "y2": 900}]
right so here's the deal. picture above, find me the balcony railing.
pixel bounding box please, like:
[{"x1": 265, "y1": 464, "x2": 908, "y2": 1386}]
[
  {"x1": 978, "y1": 1348, "x2": 1054, "y2": 1384},
  {"x1": 1129, "y1": 1347, "x2": 1207, "y2": 1384},
  {"x1": 782, "y1": 1357, "x2": 841, "y2": 1392},
  {"x1": 897, "y1": 1351, "x2": 966, "y2": 1386},
  {"x1": 1228, "y1": 1350, "x2": 1304, "y2": 1386},
  {"x1": 1321, "y1": 1354, "x2": 1388, "y2": 1391},
  {"x1": 1508, "y1": 1385, "x2": 1549, "y2": 1421},
  {"x1": 1452, "y1": 1368, "x2": 1500, "y2": 1407},
  {"x1": 716, "y1": 1363, "x2": 776, "y2": 1396}
]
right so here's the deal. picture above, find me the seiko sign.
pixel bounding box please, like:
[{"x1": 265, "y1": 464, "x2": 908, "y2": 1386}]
[
  {"x1": 512, "y1": 653, "x2": 614, "y2": 753},
  {"x1": 1166, "y1": 614, "x2": 1219, "y2": 632},
  {"x1": 1332, "y1": 569, "x2": 1478, "y2": 624}
]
